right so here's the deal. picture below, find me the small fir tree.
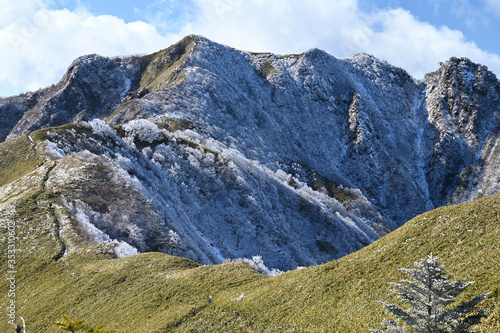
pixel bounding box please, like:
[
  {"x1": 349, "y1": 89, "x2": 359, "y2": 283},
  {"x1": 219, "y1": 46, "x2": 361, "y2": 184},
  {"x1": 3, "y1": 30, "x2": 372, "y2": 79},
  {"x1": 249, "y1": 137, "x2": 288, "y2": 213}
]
[
  {"x1": 54, "y1": 315, "x2": 114, "y2": 333},
  {"x1": 371, "y1": 254, "x2": 489, "y2": 333},
  {"x1": 54, "y1": 315, "x2": 85, "y2": 332}
]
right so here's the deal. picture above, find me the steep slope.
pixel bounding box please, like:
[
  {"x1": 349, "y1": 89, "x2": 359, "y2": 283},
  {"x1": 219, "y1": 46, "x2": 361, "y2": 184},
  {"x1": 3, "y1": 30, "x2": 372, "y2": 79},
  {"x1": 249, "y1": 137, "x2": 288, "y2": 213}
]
[
  {"x1": 424, "y1": 57, "x2": 500, "y2": 205},
  {"x1": 0, "y1": 122, "x2": 380, "y2": 271},
  {"x1": 108, "y1": 38, "x2": 434, "y2": 226},
  {"x1": 0, "y1": 35, "x2": 499, "y2": 271},
  {"x1": 1, "y1": 192, "x2": 498, "y2": 332},
  {"x1": 0, "y1": 36, "x2": 195, "y2": 142}
]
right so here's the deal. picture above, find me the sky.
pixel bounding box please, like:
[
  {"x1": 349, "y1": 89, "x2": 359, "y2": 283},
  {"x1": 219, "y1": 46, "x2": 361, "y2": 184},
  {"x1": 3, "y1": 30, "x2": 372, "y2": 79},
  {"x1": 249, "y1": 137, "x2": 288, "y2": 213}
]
[{"x1": 1, "y1": 0, "x2": 500, "y2": 97}]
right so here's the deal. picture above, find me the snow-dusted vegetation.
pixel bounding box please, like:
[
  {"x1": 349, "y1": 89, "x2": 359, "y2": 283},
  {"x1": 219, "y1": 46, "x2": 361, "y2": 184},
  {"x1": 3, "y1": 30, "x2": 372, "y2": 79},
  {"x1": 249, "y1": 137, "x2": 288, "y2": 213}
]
[
  {"x1": 39, "y1": 118, "x2": 381, "y2": 269},
  {"x1": 1, "y1": 35, "x2": 499, "y2": 270},
  {"x1": 231, "y1": 255, "x2": 283, "y2": 277}
]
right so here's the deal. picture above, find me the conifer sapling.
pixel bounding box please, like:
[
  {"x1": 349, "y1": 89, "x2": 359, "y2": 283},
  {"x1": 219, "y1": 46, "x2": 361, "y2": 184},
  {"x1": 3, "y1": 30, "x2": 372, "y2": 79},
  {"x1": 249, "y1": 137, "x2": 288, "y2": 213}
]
[{"x1": 371, "y1": 254, "x2": 489, "y2": 333}]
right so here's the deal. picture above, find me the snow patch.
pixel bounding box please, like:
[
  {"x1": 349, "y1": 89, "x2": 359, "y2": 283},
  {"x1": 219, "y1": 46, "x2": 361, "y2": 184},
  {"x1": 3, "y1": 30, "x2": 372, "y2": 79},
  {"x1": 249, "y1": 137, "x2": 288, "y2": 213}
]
[{"x1": 75, "y1": 208, "x2": 112, "y2": 243}]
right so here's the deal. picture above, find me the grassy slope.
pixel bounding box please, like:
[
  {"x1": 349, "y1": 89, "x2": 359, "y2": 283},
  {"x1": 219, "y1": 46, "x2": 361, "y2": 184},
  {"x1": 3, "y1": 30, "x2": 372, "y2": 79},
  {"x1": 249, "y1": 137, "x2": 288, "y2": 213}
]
[
  {"x1": 138, "y1": 35, "x2": 195, "y2": 93},
  {"x1": 0, "y1": 134, "x2": 43, "y2": 187},
  {"x1": 0, "y1": 132, "x2": 499, "y2": 332}
]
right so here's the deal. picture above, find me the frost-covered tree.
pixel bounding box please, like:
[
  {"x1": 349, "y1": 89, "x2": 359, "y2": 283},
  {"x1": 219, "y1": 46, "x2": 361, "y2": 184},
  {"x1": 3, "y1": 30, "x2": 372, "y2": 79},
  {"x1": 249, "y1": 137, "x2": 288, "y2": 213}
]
[
  {"x1": 160, "y1": 229, "x2": 182, "y2": 255},
  {"x1": 231, "y1": 255, "x2": 283, "y2": 277},
  {"x1": 371, "y1": 254, "x2": 489, "y2": 333}
]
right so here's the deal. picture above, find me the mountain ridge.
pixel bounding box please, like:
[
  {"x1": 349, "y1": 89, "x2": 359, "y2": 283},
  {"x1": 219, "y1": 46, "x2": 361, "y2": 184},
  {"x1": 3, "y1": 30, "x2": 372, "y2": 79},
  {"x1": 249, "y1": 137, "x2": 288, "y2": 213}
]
[{"x1": 0, "y1": 35, "x2": 499, "y2": 270}]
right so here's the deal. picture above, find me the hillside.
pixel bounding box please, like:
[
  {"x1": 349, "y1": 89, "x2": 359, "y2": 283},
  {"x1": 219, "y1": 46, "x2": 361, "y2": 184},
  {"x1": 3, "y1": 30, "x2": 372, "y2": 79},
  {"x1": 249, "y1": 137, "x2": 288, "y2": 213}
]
[
  {"x1": 0, "y1": 190, "x2": 498, "y2": 332},
  {"x1": 1, "y1": 35, "x2": 499, "y2": 271},
  {"x1": 0, "y1": 35, "x2": 500, "y2": 331}
]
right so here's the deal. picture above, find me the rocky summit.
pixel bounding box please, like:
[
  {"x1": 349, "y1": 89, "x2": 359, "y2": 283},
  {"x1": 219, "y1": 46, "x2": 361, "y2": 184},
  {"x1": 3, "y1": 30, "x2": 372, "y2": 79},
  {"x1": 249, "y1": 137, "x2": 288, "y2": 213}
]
[{"x1": 0, "y1": 35, "x2": 499, "y2": 270}]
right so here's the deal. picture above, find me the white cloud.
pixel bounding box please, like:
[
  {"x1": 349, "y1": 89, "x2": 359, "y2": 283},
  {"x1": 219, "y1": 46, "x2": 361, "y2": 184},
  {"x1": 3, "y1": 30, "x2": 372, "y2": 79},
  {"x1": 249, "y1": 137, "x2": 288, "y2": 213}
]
[
  {"x1": 363, "y1": 8, "x2": 500, "y2": 78},
  {"x1": 135, "y1": 0, "x2": 197, "y2": 34},
  {"x1": 0, "y1": 0, "x2": 45, "y2": 28},
  {"x1": 176, "y1": 0, "x2": 362, "y2": 54},
  {"x1": 0, "y1": 1, "x2": 173, "y2": 96}
]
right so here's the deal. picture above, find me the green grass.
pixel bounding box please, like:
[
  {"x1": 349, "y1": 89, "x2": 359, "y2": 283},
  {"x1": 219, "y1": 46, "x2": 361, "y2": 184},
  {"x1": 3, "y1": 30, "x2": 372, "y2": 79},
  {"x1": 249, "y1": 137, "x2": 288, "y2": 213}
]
[
  {"x1": 1, "y1": 252, "x2": 266, "y2": 332},
  {"x1": 0, "y1": 134, "x2": 42, "y2": 187},
  {"x1": 138, "y1": 36, "x2": 196, "y2": 93},
  {"x1": 1, "y1": 127, "x2": 499, "y2": 332},
  {"x1": 259, "y1": 62, "x2": 278, "y2": 78},
  {"x1": 29, "y1": 122, "x2": 95, "y2": 142},
  {"x1": 157, "y1": 118, "x2": 193, "y2": 133},
  {"x1": 1, "y1": 192, "x2": 498, "y2": 332}
]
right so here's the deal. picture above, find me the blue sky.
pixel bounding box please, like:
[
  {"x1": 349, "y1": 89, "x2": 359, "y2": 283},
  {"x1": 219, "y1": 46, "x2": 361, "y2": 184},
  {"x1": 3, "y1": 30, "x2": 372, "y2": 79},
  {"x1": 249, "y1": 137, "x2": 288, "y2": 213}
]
[
  {"x1": 362, "y1": 0, "x2": 500, "y2": 55},
  {"x1": 1, "y1": 0, "x2": 499, "y2": 97}
]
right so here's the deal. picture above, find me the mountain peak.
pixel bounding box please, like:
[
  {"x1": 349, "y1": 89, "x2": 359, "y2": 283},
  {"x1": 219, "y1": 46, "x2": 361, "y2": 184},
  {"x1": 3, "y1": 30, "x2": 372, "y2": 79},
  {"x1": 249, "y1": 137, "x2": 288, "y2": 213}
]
[
  {"x1": 302, "y1": 47, "x2": 331, "y2": 58},
  {"x1": 0, "y1": 36, "x2": 499, "y2": 270},
  {"x1": 426, "y1": 56, "x2": 497, "y2": 84}
]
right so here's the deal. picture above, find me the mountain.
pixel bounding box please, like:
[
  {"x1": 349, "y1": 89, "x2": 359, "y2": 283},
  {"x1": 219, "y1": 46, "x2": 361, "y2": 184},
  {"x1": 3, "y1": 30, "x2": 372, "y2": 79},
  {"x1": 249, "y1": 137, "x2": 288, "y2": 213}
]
[{"x1": 0, "y1": 35, "x2": 499, "y2": 272}]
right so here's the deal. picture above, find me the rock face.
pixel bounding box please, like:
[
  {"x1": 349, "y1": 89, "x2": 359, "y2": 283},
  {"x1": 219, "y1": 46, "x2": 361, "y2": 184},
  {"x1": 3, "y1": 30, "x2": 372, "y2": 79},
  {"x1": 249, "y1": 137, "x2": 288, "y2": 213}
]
[
  {"x1": 0, "y1": 35, "x2": 499, "y2": 270},
  {"x1": 423, "y1": 58, "x2": 500, "y2": 204}
]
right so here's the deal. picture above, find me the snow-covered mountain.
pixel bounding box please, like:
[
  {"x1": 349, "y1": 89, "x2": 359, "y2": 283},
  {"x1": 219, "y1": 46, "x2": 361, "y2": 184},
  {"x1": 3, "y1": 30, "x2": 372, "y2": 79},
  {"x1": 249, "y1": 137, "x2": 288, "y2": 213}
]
[{"x1": 0, "y1": 35, "x2": 499, "y2": 270}]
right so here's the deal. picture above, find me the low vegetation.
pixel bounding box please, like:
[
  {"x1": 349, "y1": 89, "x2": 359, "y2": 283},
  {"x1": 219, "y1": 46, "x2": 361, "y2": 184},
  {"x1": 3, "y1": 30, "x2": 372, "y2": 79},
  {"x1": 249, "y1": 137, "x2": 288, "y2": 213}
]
[
  {"x1": 0, "y1": 134, "x2": 42, "y2": 187},
  {"x1": 138, "y1": 35, "x2": 195, "y2": 93},
  {"x1": 1, "y1": 182, "x2": 498, "y2": 331},
  {"x1": 0, "y1": 123, "x2": 498, "y2": 332},
  {"x1": 54, "y1": 315, "x2": 114, "y2": 333}
]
